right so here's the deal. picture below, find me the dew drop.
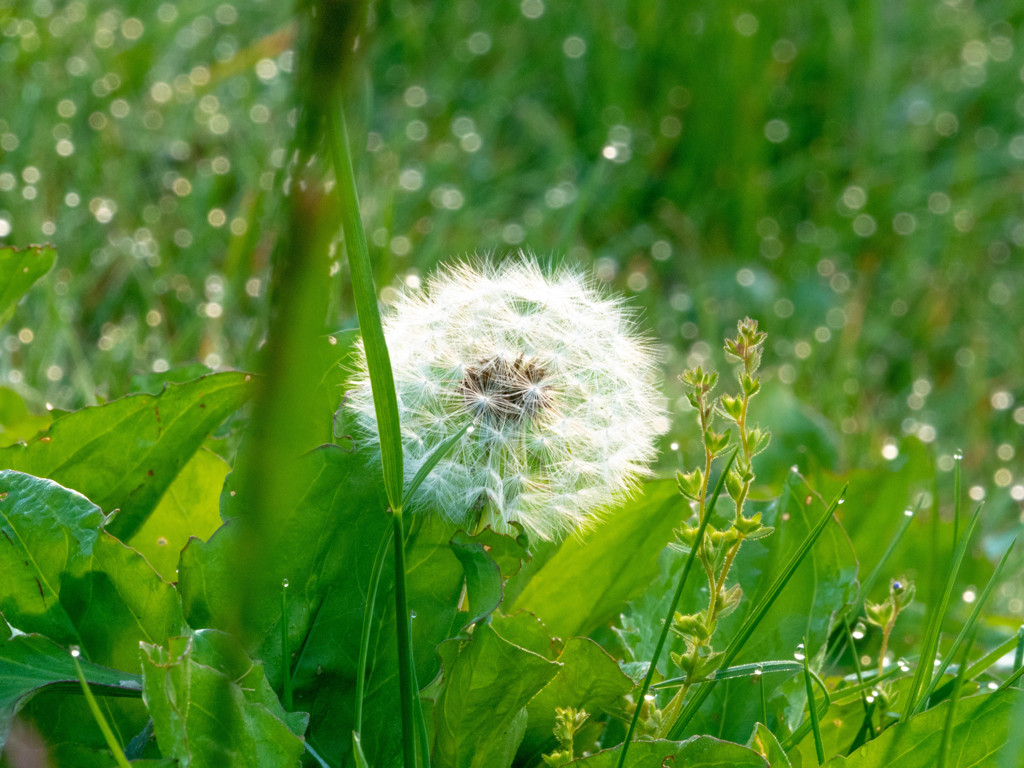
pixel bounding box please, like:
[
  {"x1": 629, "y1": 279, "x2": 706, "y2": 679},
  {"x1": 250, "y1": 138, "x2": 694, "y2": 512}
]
[
  {"x1": 953, "y1": 449, "x2": 964, "y2": 461},
  {"x1": 903, "y1": 507, "x2": 914, "y2": 517},
  {"x1": 644, "y1": 693, "x2": 656, "y2": 702},
  {"x1": 852, "y1": 622, "x2": 866, "y2": 640},
  {"x1": 282, "y1": 578, "x2": 290, "y2": 588},
  {"x1": 790, "y1": 464, "x2": 799, "y2": 473},
  {"x1": 837, "y1": 498, "x2": 845, "y2": 505},
  {"x1": 70, "y1": 645, "x2": 81, "y2": 658},
  {"x1": 794, "y1": 643, "x2": 806, "y2": 661},
  {"x1": 752, "y1": 668, "x2": 763, "y2": 678},
  {"x1": 410, "y1": 610, "x2": 418, "y2": 619}
]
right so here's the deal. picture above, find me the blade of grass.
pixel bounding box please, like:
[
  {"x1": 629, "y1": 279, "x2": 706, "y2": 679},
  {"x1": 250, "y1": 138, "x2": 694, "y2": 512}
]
[
  {"x1": 901, "y1": 504, "x2": 982, "y2": 721},
  {"x1": 613, "y1": 448, "x2": 737, "y2": 768},
  {"x1": 329, "y1": 95, "x2": 419, "y2": 768},
  {"x1": 952, "y1": 450, "x2": 962, "y2": 546},
  {"x1": 997, "y1": 662, "x2": 1024, "y2": 692},
  {"x1": 1014, "y1": 625, "x2": 1024, "y2": 686},
  {"x1": 402, "y1": 422, "x2": 472, "y2": 508},
  {"x1": 281, "y1": 578, "x2": 293, "y2": 711},
  {"x1": 355, "y1": 521, "x2": 394, "y2": 735},
  {"x1": 842, "y1": 614, "x2": 876, "y2": 739},
  {"x1": 929, "y1": 629, "x2": 1022, "y2": 702},
  {"x1": 667, "y1": 483, "x2": 848, "y2": 739},
  {"x1": 653, "y1": 659, "x2": 803, "y2": 688},
  {"x1": 920, "y1": 538, "x2": 1015, "y2": 705},
  {"x1": 71, "y1": 648, "x2": 131, "y2": 768},
  {"x1": 854, "y1": 500, "x2": 918, "y2": 612},
  {"x1": 937, "y1": 629, "x2": 975, "y2": 768},
  {"x1": 782, "y1": 667, "x2": 905, "y2": 753},
  {"x1": 802, "y1": 638, "x2": 825, "y2": 765},
  {"x1": 328, "y1": 98, "x2": 403, "y2": 513}
]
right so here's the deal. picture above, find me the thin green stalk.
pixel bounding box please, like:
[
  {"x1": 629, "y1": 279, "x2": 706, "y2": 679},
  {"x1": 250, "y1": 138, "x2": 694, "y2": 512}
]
[
  {"x1": 952, "y1": 450, "x2": 962, "y2": 546},
  {"x1": 71, "y1": 649, "x2": 131, "y2": 768},
  {"x1": 920, "y1": 538, "x2": 1015, "y2": 704},
  {"x1": 802, "y1": 638, "x2": 825, "y2": 766},
  {"x1": 281, "y1": 578, "x2": 293, "y2": 711},
  {"x1": 901, "y1": 504, "x2": 982, "y2": 721},
  {"x1": 853, "y1": 501, "x2": 917, "y2": 614},
  {"x1": 842, "y1": 615, "x2": 876, "y2": 739},
  {"x1": 1014, "y1": 625, "x2": 1024, "y2": 683},
  {"x1": 783, "y1": 668, "x2": 904, "y2": 752},
  {"x1": 613, "y1": 449, "x2": 737, "y2": 768},
  {"x1": 937, "y1": 630, "x2": 975, "y2": 768},
  {"x1": 668, "y1": 484, "x2": 848, "y2": 739},
  {"x1": 392, "y1": 509, "x2": 418, "y2": 768},
  {"x1": 355, "y1": 522, "x2": 394, "y2": 734}
]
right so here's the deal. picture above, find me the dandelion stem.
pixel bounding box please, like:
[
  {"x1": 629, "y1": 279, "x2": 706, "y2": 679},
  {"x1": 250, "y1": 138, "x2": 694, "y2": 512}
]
[{"x1": 392, "y1": 508, "x2": 419, "y2": 768}]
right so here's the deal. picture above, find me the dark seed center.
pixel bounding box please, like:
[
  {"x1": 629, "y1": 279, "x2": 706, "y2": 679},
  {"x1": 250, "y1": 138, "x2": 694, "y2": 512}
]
[{"x1": 460, "y1": 354, "x2": 553, "y2": 425}]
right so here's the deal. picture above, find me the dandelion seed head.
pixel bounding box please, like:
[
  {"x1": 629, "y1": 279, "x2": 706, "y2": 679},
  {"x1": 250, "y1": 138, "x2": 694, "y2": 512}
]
[{"x1": 346, "y1": 256, "x2": 666, "y2": 540}]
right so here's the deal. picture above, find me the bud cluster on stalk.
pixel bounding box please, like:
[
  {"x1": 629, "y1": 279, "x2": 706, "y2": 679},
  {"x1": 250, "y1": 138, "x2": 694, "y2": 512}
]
[{"x1": 664, "y1": 319, "x2": 774, "y2": 707}]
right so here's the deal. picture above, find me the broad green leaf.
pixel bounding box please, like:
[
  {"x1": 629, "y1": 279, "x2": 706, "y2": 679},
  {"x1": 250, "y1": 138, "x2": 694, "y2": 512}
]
[
  {"x1": 311, "y1": 330, "x2": 359, "y2": 449},
  {"x1": 491, "y1": 611, "x2": 561, "y2": 660},
  {"x1": 520, "y1": 637, "x2": 634, "y2": 765},
  {"x1": 179, "y1": 445, "x2": 465, "y2": 768},
  {"x1": 449, "y1": 528, "x2": 527, "y2": 628},
  {"x1": 823, "y1": 688, "x2": 1024, "y2": 767},
  {"x1": 0, "y1": 471, "x2": 184, "y2": 672},
  {"x1": 128, "y1": 448, "x2": 229, "y2": 581},
  {"x1": 0, "y1": 243, "x2": 56, "y2": 326},
  {"x1": 0, "y1": 633, "x2": 142, "y2": 748},
  {"x1": 0, "y1": 387, "x2": 50, "y2": 446},
  {"x1": 141, "y1": 632, "x2": 306, "y2": 768},
  {"x1": 509, "y1": 479, "x2": 684, "y2": 638},
  {"x1": 571, "y1": 735, "x2": 769, "y2": 767},
  {"x1": 48, "y1": 744, "x2": 174, "y2": 768},
  {"x1": 433, "y1": 624, "x2": 560, "y2": 768},
  {"x1": 0, "y1": 372, "x2": 252, "y2": 541},
  {"x1": 747, "y1": 723, "x2": 792, "y2": 767}
]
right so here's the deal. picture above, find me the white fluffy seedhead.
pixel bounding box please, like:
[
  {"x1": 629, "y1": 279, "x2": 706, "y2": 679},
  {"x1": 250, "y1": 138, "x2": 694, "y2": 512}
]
[{"x1": 346, "y1": 255, "x2": 666, "y2": 540}]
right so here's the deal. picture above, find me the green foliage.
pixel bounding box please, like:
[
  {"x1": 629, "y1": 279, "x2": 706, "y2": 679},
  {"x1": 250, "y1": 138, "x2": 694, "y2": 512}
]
[
  {"x1": 433, "y1": 624, "x2": 560, "y2": 768},
  {"x1": 509, "y1": 479, "x2": 683, "y2": 638},
  {"x1": 2, "y1": 0, "x2": 1022, "y2": 765},
  {"x1": 0, "y1": 633, "x2": 141, "y2": 745},
  {"x1": 574, "y1": 736, "x2": 769, "y2": 767},
  {"x1": 0, "y1": 471, "x2": 183, "y2": 671},
  {"x1": 823, "y1": 689, "x2": 1024, "y2": 767},
  {"x1": 141, "y1": 631, "x2": 306, "y2": 767},
  {"x1": 0, "y1": 373, "x2": 252, "y2": 541},
  {"x1": 0, "y1": 244, "x2": 55, "y2": 327}
]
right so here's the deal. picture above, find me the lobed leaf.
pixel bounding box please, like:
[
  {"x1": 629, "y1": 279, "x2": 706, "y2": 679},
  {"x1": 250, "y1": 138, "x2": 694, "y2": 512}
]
[
  {"x1": 0, "y1": 471, "x2": 184, "y2": 673},
  {"x1": 0, "y1": 372, "x2": 252, "y2": 541}
]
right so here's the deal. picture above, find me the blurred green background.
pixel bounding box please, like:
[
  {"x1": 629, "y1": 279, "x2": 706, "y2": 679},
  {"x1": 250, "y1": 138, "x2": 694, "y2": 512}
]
[{"x1": 0, "y1": 0, "x2": 1021, "y2": 527}]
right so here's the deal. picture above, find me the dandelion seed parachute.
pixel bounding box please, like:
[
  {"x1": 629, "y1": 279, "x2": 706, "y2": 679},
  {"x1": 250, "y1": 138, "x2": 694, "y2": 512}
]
[{"x1": 346, "y1": 256, "x2": 666, "y2": 540}]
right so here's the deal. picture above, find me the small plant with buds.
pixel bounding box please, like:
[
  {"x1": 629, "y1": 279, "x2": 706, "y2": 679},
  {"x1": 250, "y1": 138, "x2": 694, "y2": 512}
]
[
  {"x1": 656, "y1": 318, "x2": 774, "y2": 731},
  {"x1": 542, "y1": 707, "x2": 590, "y2": 766}
]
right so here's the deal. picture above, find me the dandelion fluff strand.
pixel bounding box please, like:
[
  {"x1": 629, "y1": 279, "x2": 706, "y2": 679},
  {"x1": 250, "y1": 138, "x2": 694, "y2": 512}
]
[{"x1": 346, "y1": 257, "x2": 666, "y2": 540}]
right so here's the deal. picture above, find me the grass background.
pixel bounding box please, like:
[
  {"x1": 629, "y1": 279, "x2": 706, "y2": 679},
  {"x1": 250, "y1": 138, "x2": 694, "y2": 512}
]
[{"x1": 0, "y1": 0, "x2": 1022, "y2": 630}]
